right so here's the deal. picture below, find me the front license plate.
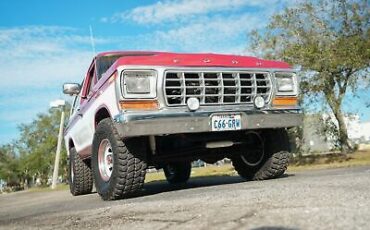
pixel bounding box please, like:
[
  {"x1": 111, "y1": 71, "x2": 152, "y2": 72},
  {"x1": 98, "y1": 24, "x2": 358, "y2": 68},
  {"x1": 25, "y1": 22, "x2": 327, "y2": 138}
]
[{"x1": 211, "y1": 114, "x2": 242, "y2": 131}]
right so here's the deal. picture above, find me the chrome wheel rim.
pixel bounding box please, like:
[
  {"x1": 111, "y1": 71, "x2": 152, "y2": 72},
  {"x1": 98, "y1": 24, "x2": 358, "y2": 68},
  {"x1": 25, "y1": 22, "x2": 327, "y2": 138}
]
[{"x1": 98, "y1": 139, "x2": 114, "y2": 181}]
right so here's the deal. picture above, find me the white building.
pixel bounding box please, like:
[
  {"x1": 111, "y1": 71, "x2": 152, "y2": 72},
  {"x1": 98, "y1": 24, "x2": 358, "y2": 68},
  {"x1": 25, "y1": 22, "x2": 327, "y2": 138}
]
[
  {"x1": 346, "y1": 115, "x2": 370, "y2": 142},
  {"x1": 0, "y1": 180, "x2": 6, "y2": 192},
  {"x1": 303, "y1": 113, "x2": 370, "y2": 152}
]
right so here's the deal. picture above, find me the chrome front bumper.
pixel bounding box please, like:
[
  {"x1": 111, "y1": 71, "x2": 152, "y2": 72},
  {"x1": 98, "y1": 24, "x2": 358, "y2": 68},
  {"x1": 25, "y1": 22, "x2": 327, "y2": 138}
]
[{"x1": 113, "y1": 108, "x2": 303, "y2": 138}]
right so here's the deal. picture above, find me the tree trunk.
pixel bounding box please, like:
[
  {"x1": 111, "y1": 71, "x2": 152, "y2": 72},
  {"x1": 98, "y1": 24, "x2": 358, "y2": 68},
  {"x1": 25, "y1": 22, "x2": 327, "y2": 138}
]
[
  {"x1": 324, "y1": 87, "x2": 353, "y2": 153},
  {"x1": 331, "y1": 105, "x2": 352, "y2": 153}
]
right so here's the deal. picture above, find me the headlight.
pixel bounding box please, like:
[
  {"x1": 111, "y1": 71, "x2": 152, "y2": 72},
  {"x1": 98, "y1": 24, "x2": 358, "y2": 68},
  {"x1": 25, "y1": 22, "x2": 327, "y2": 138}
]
[
  {"x1": 276, "y1": 77, "x2": 293, "y2": 92},
  {"x1": 275, "y1": 72, "x2": 297, "y2": 95},
  {"x1": 126, "y1": 75, "x2": 150, "y2": 93},
  {"x1": 122, "y1": 70, "x2": 157, "y2": 98}
]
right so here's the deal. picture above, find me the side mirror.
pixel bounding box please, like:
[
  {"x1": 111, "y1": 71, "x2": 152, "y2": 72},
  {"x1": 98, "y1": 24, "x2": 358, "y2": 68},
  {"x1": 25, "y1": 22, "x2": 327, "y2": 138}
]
[{"x1": 63, "y1": 83, "x2": 81, "y2": 96}]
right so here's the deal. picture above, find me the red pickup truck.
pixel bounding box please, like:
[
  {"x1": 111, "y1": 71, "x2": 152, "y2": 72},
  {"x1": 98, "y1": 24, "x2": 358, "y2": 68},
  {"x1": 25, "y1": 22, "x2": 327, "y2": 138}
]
[{"x1": 63, "y1": 51, "x2": 302, "y2": 200}]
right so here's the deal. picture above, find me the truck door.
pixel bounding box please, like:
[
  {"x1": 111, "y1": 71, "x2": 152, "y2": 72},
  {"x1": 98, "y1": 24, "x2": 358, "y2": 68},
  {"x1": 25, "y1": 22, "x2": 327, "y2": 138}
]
[{"x1": 72, "y1": 60, "x2": 97, "y2": 157}]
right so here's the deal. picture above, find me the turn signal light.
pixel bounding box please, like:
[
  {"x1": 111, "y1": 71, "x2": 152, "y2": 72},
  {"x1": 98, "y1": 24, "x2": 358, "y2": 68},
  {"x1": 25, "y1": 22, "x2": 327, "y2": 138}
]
[
  {"x1": 272, "y1": 97, "x2": 298, "y2": 106},
  {"x1": 120, "y1": 100, "x2": 159, "y2": 110}
]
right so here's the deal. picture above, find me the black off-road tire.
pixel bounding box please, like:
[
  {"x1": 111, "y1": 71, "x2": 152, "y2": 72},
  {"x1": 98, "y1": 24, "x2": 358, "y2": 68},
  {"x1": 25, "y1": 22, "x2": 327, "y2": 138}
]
[
  {"x1": 69, "y1": 147, "x2": 93, "y2": 196},
  {"x1": 163, "y1": 162, "x2": 191, "y2": 184},
  {"x1": 232, "y1": 129, "x2": 291, "y2": 181},
  {"x1": 92, "y1": 118, "x2": 147, "y2": 200}
]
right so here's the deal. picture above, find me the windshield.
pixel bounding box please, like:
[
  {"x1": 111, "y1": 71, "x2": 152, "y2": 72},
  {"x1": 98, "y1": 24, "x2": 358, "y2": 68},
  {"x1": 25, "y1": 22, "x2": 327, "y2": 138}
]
[{"x1": 96, "y1": 55, "x2": 123, "y2": 80}]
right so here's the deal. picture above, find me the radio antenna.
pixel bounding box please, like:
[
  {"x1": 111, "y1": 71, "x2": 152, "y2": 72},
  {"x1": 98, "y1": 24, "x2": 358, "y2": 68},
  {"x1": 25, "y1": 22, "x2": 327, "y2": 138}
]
[{"x1": 89, "y1": 25, "x2": 96, "y2": 56}]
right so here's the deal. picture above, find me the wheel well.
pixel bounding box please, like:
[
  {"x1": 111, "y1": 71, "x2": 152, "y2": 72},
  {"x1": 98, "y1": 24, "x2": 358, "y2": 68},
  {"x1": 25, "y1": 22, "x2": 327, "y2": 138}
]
[
  {"x1": 95, "y1": 107, "x2": 111, "y2": 126},
  {"x1": 68, "y1": 139, "x2": 91, "y2": 167},
  {"x1": 69, "y1": 139, "x2": 75, "y2": 150}
]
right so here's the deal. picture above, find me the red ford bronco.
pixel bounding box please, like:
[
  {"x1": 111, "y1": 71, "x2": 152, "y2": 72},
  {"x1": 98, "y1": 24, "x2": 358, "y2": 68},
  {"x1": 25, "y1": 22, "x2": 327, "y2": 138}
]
[{"x1": 63, "y1": 51, "x2": 302, "y2": 200}]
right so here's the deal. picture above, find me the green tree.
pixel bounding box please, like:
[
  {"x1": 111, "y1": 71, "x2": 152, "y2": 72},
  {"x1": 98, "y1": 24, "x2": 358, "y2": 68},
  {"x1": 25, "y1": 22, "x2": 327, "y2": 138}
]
[
  {"x1": 0, "y1": 144, "x2": 22, "y2": 185},
  {"x1": 0, "y1": 104, "x2": 70, "y2": 188},
  {"x1": 15, "y1": 106, "x2": 69, "y2": 186},
  {"x1": 250, "y1": 0, "x2": 370, "y2": 153}
]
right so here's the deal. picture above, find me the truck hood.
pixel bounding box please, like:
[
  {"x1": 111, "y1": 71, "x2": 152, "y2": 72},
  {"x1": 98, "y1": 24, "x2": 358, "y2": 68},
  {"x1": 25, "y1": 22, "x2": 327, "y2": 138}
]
[{"x1": 107, "y1": 51, "x2": 291, "y2": 69}]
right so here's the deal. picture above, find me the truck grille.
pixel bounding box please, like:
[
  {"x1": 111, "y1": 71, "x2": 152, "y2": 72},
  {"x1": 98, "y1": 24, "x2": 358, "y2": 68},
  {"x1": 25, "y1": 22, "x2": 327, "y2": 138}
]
[{"x1": 164, "y1": 71, "x2": 272, "y2": 106}]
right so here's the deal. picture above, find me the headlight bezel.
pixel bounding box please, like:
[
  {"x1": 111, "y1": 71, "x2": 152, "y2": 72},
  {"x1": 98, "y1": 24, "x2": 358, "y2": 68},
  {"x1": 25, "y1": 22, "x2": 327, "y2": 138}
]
[
  {"x1": 121, "y1": 70, "x2": 157, "y2": 99},
  {"x1": 274, "y1": 72, "x2": 298, "y2": 96}
]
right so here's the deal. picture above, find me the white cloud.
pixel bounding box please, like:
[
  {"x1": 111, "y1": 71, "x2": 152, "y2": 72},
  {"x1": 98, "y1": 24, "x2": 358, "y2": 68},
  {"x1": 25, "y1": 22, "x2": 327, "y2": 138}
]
[
  {"x1": 120, "y1": 0, "x2": 248, "y2": 24},
  {"x1": 104, "y1": 0, "x2": 301, "y2": 54},
  {"x1": 116, "y1": 10, "x2": 277, "y2": 54},
  {"x1": 105, "y1": 0, "x2": 294, "y2": 24},
  {"x1": 0, "y1": 26, "x2": 116, "y2": 88},
  {"x1": 0, "y1": 26, "x2": 113, "y2": 59},
  {"x1": 136, "y1": 14, "x2": 262, "y2": 53},
  {"x1": 0, "y1": 26, "x2": 102, "y2": 144},
  {"x1": 0, "y1": 51, "x2": 91, "y2": 88}
]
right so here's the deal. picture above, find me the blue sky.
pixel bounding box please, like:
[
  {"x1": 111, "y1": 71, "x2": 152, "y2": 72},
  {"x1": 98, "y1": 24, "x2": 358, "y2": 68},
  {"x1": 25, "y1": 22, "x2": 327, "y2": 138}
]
[{"x1": 0, "y1": 0, "x2": 369, "y2": 145}]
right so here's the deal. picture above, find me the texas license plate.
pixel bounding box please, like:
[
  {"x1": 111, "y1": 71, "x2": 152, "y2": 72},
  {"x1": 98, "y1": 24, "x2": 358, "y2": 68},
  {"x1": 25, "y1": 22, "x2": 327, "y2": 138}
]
[{"x1": 211, "y1": 114, "x2": 242, "y2": 131}]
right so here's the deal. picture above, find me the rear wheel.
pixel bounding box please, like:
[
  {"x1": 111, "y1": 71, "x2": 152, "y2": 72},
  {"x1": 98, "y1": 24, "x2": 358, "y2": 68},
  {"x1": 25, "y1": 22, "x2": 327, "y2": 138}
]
[
  {"x1": 92, "y1": 118, "x2": 147, "y2": 200},
  {"x1": 232, "y1": 129, "x2": 291, "y2": 181},
  {"x1": 69, "y1": 147, "x2": 93, "y2": 196},
  {"x1": 163, "y1": 162, "x2": 191, "y2": 184}
]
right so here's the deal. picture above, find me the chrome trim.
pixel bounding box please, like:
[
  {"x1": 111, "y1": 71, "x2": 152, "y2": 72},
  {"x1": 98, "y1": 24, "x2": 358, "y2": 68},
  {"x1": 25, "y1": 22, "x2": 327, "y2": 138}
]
[
  {"x1": 163, "y1": 70, "x2": 273, "y2": 106},
  {"x1": 98, "y1": 139, "x2": 113, "y2": 182},
  {"x1": 116, "y1": 66, "x2": 296, "y2": 110},
  {"x1": 274, "y1": 72, "x2": 299, "y2": 96},
  {"x1": 63, "y1": 83, "x2": 81, "y2": 96},
  {"x1": 120, "y1": 69, "x2": 158, "y2": 99},
  {"x1": 113, "y1": 108, "x2": 303, "y2": 138}
]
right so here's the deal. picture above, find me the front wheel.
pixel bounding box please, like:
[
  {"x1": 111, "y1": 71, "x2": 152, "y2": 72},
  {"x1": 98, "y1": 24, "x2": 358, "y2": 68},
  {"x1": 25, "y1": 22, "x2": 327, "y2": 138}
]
[
  {"x1": 163, "y1": 162, "x2": 191, "y2": 184},
  {"x1": 92, "y1": 118, "x2": 147, "y2": 200}
]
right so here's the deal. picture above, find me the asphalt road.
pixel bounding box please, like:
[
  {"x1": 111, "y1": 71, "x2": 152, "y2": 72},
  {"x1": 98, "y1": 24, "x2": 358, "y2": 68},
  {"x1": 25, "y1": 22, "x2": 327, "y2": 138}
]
[{"x1": 0, "y1": 166, "x2": 369, "y2": 230}]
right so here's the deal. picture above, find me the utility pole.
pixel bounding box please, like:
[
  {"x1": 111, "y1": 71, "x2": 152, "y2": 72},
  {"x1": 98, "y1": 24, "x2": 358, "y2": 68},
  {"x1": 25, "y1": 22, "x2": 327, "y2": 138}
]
[{"x1": 50, "y1": 100, "x2": 66, "y2": 189}]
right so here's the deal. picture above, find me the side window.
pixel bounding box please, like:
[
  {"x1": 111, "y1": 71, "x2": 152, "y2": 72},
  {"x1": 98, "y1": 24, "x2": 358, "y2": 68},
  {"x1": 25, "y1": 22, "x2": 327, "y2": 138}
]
[
  {"x1": 80, "y1": 60, "x2": 97, "y2": 103},
  {"x1": 96, "y1": 55, "x2": 122, "y2": 80},
  {"x1": 87, "y1": 65, "x2": 96, "y2": 96},
  {"x1": 70, "y1": 94, "x2": 81, "y2": 116}
]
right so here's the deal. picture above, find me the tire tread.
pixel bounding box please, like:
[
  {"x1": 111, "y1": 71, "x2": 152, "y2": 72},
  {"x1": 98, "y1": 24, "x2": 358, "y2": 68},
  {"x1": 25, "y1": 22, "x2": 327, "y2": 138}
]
[
  {"x1": 232, "y1": 129, "x2": 291, "y2": 181},
  {"x1": 92, "y1": 118, "x2": 147, "y2": 200},
  {"x1": 69, "y1": 148, "x2": 93, "y2": 196}
]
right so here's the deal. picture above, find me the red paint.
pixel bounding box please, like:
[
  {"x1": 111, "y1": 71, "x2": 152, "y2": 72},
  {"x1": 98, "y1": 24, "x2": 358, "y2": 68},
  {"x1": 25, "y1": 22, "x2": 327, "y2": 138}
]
[
  {"x1": 78, "y1": 71, "x2": 117, "y2": 117},
  {"x1": 79, "y1": 145, "x2": 92, "y2": 159},
  {"x1": 94, "y1": 71, "x2": 117, "y2": 95},
  {"x1": 97, "y1": 51, "x2": 291, "y2": 69}
]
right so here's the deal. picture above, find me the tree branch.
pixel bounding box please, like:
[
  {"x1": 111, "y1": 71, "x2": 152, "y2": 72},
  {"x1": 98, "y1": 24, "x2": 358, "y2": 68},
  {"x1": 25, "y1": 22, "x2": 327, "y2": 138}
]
[{"x1": 338, "y1": 68, "x2": 353, "y2": 100}]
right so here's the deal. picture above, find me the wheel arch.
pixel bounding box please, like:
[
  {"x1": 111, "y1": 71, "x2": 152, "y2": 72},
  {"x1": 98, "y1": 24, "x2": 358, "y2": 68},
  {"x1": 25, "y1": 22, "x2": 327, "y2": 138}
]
[
  {"x1": 95, "y1": 106, "x2": 111, "y2": 127},
  {"x1": 68, "y1": 138, "x2": 75, "y2": 149},
  {"x1": 67, "y1": 138, "x2": 75, "y2": 157}
]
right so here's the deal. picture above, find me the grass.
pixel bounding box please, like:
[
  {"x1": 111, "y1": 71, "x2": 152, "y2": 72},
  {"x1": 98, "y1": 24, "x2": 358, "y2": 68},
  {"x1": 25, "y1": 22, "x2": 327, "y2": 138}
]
[
  {"x1": 287, "y1": 149, "x2": 370, "y2": 172},
  {"x1": 145, "y1": 165, "x2": 235, "y2": 183}
]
